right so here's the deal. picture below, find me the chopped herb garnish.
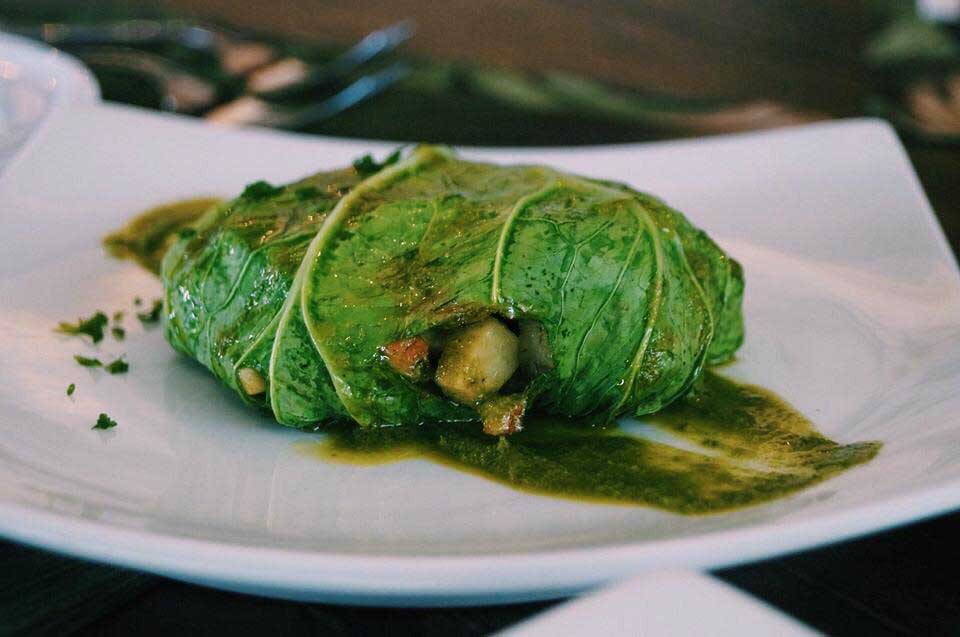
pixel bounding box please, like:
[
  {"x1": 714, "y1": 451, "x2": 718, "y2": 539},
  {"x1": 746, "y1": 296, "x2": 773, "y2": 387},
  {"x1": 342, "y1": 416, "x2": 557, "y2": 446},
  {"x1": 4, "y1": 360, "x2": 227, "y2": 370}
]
[
  {"x1": 112, "y1": 326, "x2": 126, "y2": 340},
  {"x1": 66, "y1": 383, "x2": 76, "y2": 396},
  {"x1": 294, "y1": 186, "x2": 320, "y2": 201},
  {"x1": 74, "y1": 354, "x2": 127, "y2": 373},
  {"x1": 241, "y1": 180, "x2": 283, "y2": 201},
  {"x1": 134, "y1": 297, "x2": 143, "y2": 306},
  {"x1": 136, "y1": 299, "x2": 163, "y2": 325},
  {"x1": 74, "y1": 355, "x2": 103, "y2": 368},
  {"x1": 352, "y1": 156, "x2": 377, "y2": 176},
  {"x1": 178, "y1": 228, "x2": 197, "y2": 239},
  {"x1": 56, "y1": 312, "x2": 108, "y2": 343},
  {"x1": 112, "y1": 310, "x2": 125, "y2": 323},
  {"x1": 105, "y1": 357, "x2": 129, "y2": 374},
  {"x1": 92, "y1": 413, "x2": 117, "y2": 430},
  {"x1": 352, "y1": 149, "x2": 402, "y2": 177}
]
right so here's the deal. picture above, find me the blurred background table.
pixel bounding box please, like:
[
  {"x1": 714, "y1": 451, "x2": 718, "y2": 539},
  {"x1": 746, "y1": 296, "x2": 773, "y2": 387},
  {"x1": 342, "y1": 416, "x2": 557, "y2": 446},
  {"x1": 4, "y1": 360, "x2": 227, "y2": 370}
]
[{"x1": 1, "y1": 0, "x2": 959, "y2": 634}]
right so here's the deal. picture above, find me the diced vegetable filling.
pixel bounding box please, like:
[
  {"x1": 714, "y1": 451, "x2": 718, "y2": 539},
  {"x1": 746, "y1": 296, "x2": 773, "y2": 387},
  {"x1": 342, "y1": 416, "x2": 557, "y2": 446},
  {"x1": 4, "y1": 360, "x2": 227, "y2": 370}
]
[
  {"x1": 478, "y1": 394, "x2": 527, "y2": 435},
  {"x1": 238, "y1": 367, "x2": 267, "y2": 395},
  {"x1": 383, "y1": 336, "x2": 431, "y2": 381},
  {"x1": 436, "y1": 318, "x2": 519, "y2": 404},
  {"x1": 383, "y1": 316, "x2": 552, "y2": 435}
]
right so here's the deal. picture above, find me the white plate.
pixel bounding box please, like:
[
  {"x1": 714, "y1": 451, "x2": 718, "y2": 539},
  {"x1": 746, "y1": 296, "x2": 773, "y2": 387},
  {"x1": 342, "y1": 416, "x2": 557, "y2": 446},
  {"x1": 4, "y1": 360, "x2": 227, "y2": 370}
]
[
  {"x1": 1, "y1": 104, "x2": 959, "y2": 606},
  {"x1": 0, "y1": 33, "x2": 99, "y2": 171},
  {"x1": 499, "y1": 571, "x2": 816, "y2": 636}
]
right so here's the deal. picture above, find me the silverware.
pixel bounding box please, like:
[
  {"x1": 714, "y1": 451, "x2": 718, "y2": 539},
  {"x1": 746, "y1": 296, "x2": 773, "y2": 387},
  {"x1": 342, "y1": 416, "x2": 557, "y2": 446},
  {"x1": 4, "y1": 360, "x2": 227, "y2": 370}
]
[
  {"x1": 206, "y1": 62, "x2": 411, "y2": 129},
  {"x1": 246, "y1": 20, "x2": 414, "y2": 100},
  {"x1": 4, "y1": 18, "x2": 415, "y2": 126},
  {"x1": 5, "y1": 18, "x2": 414, "y2": 99},
  {"x1": 74, "y1": 47, "x2": 218, "y2": 113}
]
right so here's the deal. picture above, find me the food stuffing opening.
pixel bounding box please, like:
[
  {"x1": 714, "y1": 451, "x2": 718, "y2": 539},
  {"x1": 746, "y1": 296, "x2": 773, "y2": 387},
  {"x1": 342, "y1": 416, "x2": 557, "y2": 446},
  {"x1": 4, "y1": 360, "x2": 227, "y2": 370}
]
[{"x1": 381, "y1": 315, "x2": 551, "y2": 435}]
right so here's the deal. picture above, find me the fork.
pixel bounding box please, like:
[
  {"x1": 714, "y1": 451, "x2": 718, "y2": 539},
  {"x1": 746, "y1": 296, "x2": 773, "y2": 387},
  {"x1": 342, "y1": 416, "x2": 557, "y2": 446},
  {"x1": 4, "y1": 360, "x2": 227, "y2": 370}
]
[
  {"x1": 245, "y1": 20, "x2": 414, "y2": 100},
  {"x1": 206, "y1": 62, "x2": 411, "y2": 129},
  {"x1": 4, "y1": 19, "x2": 415, "y2": 126},
  {"x1": 72, "y1": 47, "x2": 218, "y2": 114}
]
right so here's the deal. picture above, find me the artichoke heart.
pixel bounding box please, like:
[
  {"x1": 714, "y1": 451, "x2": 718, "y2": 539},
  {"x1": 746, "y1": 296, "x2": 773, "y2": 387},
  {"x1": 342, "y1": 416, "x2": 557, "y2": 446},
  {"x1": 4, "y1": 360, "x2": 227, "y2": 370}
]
[{"x1": 161, "y1": 146, "x2": 744, "y2": 434}]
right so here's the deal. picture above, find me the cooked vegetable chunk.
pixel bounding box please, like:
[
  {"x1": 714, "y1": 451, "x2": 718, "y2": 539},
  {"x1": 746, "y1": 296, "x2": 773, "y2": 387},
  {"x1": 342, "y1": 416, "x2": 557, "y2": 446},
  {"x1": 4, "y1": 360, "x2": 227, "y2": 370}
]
[
  {"x1": 478, "y1": 394, "x2": 527, "y2": 435},
  {"x1": 238, "y1": 367, "x2": 267, "y2": 395},
  {"x1": 383, "y1": 336, "x2": 431, "y2": 381},
  {"x1": 435, "y1": 318, "x2": 520, "y2": 404}
]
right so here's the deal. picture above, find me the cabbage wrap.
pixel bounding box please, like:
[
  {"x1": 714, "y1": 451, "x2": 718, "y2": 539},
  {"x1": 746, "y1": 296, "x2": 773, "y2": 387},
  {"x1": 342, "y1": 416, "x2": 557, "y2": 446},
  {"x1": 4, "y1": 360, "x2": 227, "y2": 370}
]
[{"x1": 162, "y1": 146, "x2": 744, "y2": 433}]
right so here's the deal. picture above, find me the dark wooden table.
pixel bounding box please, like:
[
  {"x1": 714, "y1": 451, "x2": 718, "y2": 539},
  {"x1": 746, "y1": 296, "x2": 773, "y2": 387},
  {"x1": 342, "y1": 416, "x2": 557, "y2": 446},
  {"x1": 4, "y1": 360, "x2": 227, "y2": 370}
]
[{"x1": 6, "y1": 1, "x2": 960, "y2": 634}]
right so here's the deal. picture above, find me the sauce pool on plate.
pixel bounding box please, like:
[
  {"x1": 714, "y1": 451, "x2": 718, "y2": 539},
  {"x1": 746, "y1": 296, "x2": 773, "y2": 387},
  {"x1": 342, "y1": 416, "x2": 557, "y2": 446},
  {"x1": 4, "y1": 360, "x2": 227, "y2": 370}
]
[{"x1": 311, "y1": 372, "x2": 881, "y2": 514}]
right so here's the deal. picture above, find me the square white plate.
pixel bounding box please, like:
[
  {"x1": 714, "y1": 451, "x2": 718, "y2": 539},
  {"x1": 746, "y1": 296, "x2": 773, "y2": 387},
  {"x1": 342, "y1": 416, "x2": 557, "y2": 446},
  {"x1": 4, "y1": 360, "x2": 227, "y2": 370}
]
[{"x1": 1, "y1": 104, "x2": 959, "y2": 605}]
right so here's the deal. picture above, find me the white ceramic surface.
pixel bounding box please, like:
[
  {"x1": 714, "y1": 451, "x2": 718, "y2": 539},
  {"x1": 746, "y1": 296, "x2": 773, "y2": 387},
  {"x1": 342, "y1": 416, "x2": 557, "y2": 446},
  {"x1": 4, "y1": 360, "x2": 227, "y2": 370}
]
[
  {"x1": 0, "y1": 33, "x2": 99, "y2": 170},
  {"x1": 498, "y1": 571, "x2": 817, "y2": 636},
  {"x1": 0, "y1": 104, "x2": 958, "y2": 605}
]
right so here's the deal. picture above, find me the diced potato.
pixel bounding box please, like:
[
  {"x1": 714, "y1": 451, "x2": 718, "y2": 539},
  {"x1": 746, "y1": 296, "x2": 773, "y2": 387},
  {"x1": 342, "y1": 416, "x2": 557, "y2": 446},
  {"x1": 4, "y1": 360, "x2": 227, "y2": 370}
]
[
  {"x1": 518, "y1": 319, "x2": 553, "y2": 375},
  {"x1": 238, "y1": 367, "x2": 266, "y2": 395},
  {"x1": 435, "y1": 318, "x2": 519, "y2": 404},
  {"x1": 383, "y1": 336, "x2": 431, "y2": 380},
  {"x1": 478, "y1": 394, "x2": 527, "y2": 436}
]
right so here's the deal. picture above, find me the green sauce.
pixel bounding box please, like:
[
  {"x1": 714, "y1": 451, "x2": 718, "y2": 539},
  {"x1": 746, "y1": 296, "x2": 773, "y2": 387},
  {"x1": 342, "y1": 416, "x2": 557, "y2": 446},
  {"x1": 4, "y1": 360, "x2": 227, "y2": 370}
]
[
  {"x1": 104, "y1": 198, "x2": 222, "y2": 274},
  {"x1": 311, "y1": 372, "x2": 881, "y2": 514}
]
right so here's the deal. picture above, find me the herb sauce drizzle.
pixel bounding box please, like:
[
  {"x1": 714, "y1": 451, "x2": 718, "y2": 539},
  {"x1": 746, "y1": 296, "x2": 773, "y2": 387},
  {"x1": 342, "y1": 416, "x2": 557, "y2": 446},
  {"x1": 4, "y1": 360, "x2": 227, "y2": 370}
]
[{"x1": 312, "y1": 372, "x2": 880, "y2": 514}]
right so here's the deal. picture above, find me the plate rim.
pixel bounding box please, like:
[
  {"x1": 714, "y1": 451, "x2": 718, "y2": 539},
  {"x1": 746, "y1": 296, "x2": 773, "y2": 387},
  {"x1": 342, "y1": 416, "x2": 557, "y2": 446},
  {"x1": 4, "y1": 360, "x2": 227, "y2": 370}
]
[{"x1": 0, "y1": 480, "x2": 957, "y2": 604}]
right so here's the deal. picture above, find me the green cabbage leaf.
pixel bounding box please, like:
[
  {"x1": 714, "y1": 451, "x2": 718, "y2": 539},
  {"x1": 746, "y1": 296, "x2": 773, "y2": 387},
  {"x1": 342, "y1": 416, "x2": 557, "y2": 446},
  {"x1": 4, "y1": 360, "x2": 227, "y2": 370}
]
[{"x1": 162, "y1": 146, "x2": 743, "y2": 430}]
